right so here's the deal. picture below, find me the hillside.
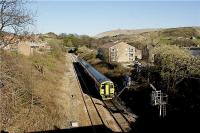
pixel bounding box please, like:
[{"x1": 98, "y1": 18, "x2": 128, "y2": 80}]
[
  {"x1": 160, "y1": 27, "x2": 200, "y2": 38},
  {"x1": 95, "y1": 27, "x2": 200, "y2": 39},
  {"x1": 95, "y1": 28, "x2": 160, "y2": 38},
  {"x1": 95, "y1": 27, "x2": 200, "y2": 48}
]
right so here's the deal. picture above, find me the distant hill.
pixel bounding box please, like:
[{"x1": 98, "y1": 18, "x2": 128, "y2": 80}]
[
  {"x1": 95, "y1": 27, "x2": 200, "y2": 39},
  {"x1": 43, "y1": 32, "x2": 58, "y2": 38},
  {"x1": 160, "y1": 27, "x2": 200, "y2": 38},
  {"x1": 95, "y1": 28, "x2": 161, "y2": 38},
  {"x1": 194, "y1": 26, "x2": 200, "y2": 34},
  {"x1": 95, "y1": 26, "x2": 200, "y2": 48}
]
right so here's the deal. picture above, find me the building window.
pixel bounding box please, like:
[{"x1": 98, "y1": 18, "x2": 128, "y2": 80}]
[
  {"x1": 110, "y1": 47, "x2": 117, "y2": 62},
  {"x1": 129, "y1": 53, "x2": 133, "y2": 57},
  {"x1": 129, "y1": 47, "x2": 133, "y2": 52},
  {"x1": 111, "y1": 53, "x2": 115, "y2": 57},
  {"x1": 111, "y1": 52, "x2": 116, "y2": 61}
]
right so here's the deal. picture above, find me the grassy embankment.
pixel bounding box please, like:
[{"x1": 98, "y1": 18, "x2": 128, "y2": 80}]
[{"x1": 0, "y1": 38, "x2": 68, "y2": 132}]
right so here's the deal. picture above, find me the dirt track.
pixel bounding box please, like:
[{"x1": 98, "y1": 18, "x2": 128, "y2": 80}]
[{"x1": 61, "y1": 53, "x2": 91, "y2": 128}]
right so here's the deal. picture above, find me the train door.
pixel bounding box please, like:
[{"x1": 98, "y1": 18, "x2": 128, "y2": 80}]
[
  {"x1": 105, "y1": 84, "x2": 109, "y2": 96},
  {"x1": 100, "y1": 81, "x2": 115, "y2": 100},
  {"x1": 101, "y1": 83, "x2": 109, "y2": 96},
  {"x1": 100, "y1": 82, "x2": 110, "y2": 99}
]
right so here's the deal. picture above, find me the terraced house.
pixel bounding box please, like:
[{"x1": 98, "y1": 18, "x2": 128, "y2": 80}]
[{"x1": 98, "y1": 41, "x2": 142, "y2": 63}]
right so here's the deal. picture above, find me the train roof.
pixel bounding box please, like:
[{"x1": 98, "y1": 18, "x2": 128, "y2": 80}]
[{"x1": 79, "y1": 58, "x2": 112, "y2": 83}]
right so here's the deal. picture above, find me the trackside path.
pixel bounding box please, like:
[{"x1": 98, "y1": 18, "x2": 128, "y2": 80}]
[{"x1": 62, "y1": 53, "x2": 91, "y2": 127}]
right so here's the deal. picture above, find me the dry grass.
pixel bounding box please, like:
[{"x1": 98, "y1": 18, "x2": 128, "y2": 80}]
[
  {"x1": 76, "y1": 46, "x2": 128, "y2": 77},
  {"x1": 88, "y1": 59, "x2": 128, "y2": 77},
  {"x1": 0, "y1": 39, "x2": 69, "y2": 132}
]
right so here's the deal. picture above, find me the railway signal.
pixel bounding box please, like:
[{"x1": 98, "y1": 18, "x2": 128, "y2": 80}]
[{"x1": 150, "y1": 84, "x2": 168, "y2": 118}]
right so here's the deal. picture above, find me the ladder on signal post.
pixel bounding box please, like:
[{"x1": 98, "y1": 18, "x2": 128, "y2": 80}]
[
  {"x1": 161, "y1": 104, "x2": 167, "y2": 117},
  {"x1": 150, "y1": 84, "x2": 168, "y2": 118}
]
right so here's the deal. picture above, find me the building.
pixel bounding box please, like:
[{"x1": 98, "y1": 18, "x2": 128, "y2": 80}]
[
  {"x1": 135, "y1": 49, "x2": 142, "y2": 60},
  {"x1": 98, "y1": 41, "x2": 142, "y2": 63},
  {"x1": 2, "y1": 34, "x2": 50, "y2": 56},
  {"x1": 17, "y1": 41, "x2": 40, "y2": 56},
  {"x1": 3, "y1": 40, "x2": 49, "y2": 56}
]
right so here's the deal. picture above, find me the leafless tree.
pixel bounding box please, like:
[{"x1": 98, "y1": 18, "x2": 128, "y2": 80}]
[
  {"x1": 0, "y1": 0, "x2": 33, "y2": 48},
  {"x1": 0, "y1": 1, "x2": 33, "y2": 130}
]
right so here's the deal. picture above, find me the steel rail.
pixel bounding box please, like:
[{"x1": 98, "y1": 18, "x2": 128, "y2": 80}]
[
  {"x1": 72, "y1": 54, "x2": 116, "y2": 133},
  {"x1": 70, "y1": 54, "x2": 97, "y2": 133},
  {"x1": 73, "y1": 54, "x2": 139, "y2": 133},
  {"x1": 103, "y1": 100, "x2": 131, "y2": 132},
  {"x1": 72, "y1": 54, "x2": 113, "y2": 133},
  {"x1": 72, "y1": 54, "x2": 126, "y2": 132},
  {"x1": 110, "y1": 100, "x2": 139, "y2": 133}
]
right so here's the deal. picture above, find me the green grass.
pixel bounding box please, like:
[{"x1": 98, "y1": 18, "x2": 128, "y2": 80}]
[
  {"x1": 193, "y1": 39, "x2": 200, "y2": 46},
  {"x1": 159, "y1": 37, "x2": 173, "y2": 45},
  {"x1": 45, "y1": 38, "x2": 63, "y2": 45},
  {"x1": 160, "y1": 27, "x2": 199, "y2": 38}
]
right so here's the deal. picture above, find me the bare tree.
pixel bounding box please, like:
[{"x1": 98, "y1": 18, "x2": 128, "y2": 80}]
[{"x1": 0, "y1": 0, "x2": 33, "y2": 48}]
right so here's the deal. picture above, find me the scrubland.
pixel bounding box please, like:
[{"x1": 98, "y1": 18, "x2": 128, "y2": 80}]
[{"x1": 0, "y1": 39, "x2": 69, "y2": 132}]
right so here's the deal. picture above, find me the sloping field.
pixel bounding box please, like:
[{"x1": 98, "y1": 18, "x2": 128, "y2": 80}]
[{"x1": 95, "y1": 28, "x2": 160, "y2": 38}]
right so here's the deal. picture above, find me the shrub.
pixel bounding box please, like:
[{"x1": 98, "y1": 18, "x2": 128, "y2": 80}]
[{"x1": 152, "y1": 45, "x2": 200, "y2": 92}]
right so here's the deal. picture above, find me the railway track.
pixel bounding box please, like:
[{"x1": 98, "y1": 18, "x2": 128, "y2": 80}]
[
  {"x1": 103, "y1": 100, "x2": 135, "y2": 132},
  {"x1": 70, "y1": 55, "x2": 95, "y2": 132},
  {"x1": 70, "y1": 54, "x2": 112, "y2": 133},
  {"x1": 70, "y1": 54, "x2": 136, "y2": 133}
]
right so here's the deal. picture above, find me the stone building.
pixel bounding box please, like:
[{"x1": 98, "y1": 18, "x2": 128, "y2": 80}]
[
  {"x1": 3, "y1": 40, "x2": 48, "y2": 56},
  {"x1": 17, "y1": 41, "x2": 40, "y2": 56},
  {"x1": 98, "y1": 41, "x2": 142, "y2": 63}
]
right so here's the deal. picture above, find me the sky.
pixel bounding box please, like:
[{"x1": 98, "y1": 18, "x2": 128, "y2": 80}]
[{"x1": 30, "y1": 0, "x2": 200, "y2": 36}]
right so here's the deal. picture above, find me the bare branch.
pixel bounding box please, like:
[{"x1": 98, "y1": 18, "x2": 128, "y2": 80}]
[{"x1": 0, "y1": 0, "x2": 33, "y2": 48}]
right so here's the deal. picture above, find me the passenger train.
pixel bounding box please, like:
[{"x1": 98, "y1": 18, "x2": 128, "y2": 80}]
[{"x1": 77, "y1": 56, "x2": 115, "y2": 100}]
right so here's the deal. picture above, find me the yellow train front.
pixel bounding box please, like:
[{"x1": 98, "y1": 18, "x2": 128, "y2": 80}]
[
  {"x1": 77, "y1": 57, "x2": 115, "y2": 100},
  {"x1": 99, "y1": 81, "x2": 115, "y2": 100}
]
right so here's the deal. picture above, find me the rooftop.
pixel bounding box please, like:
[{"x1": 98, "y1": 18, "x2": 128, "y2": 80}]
[{"x1": 99, "y1": 41, "x2": 126, "y2": 48}]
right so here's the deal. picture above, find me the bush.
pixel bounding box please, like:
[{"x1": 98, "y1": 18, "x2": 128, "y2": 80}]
[
  {"x1": 76, "y1": 46, "x2": 97, "y2": 60},
  {"x1": 172, "y1": 39, "x2": 197, "y2": 47},
  {"x1": 152, "y1": 45, "x2": 200, "y2": 92},
  {"x1": 92, "y1": 61, "x2": 128, "y2": 77}
]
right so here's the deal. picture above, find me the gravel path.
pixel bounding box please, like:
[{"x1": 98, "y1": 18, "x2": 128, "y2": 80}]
[{"x1": 61, "y1": 53, "x2": 91, "y2": 128}]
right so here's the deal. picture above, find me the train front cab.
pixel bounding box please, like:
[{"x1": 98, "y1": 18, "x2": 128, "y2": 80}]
[{"x1": 100, "y1": 81, "x2": 115, "y2": 100}]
